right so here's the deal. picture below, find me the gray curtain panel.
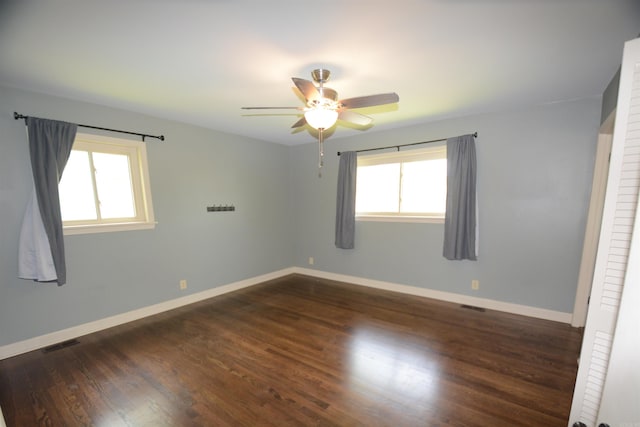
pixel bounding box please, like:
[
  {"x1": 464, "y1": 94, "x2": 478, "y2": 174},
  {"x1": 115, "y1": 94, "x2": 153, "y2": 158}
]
[
  {"x1": 335, "y1": 151, "x2": 357, "y2": 249},
  {"x1": 21, "y1": 117, "x2": 78, "y2": 285},
  {"x1": 443, "y1": 134, "x2": 477, "y2": 260}
]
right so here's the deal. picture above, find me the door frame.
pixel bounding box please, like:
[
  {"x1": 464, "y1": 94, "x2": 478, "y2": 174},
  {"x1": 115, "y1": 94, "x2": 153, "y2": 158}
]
[{"x1": 571, "y1": 110, "x2": 614, "y2": 327}]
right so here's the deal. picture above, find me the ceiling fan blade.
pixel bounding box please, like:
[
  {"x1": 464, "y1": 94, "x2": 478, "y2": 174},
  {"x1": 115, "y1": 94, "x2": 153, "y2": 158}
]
[
  {"x1": 339, "y1": 92, "x2": 399, "y2": 109},
  {"x1": 291, "y1": 117, "x2": 307, "y2": 128},
  {"x1": 241, "y1": 106, "x2": 302, "y2": 110},
  {"x1": 338, "y1": 110, "x2": 373, "y2": 126},
  {"x1": 292, "y1": 77, "x2": 320, "y2": 102}
]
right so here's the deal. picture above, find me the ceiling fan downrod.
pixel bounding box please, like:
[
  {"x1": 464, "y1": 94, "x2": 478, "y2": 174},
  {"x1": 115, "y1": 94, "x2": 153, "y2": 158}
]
[{"x1": 312, "y1": 68, "x2": 330, "y2": 99}]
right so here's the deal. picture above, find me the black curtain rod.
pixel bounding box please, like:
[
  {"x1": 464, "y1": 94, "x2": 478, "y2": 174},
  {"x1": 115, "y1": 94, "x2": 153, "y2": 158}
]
[
  {"x1": 14, "y1": 112, "x2": 165, "y2": 142},
  {"x1": 337, "y1": 132, "x2": 477, "y2": 156}
]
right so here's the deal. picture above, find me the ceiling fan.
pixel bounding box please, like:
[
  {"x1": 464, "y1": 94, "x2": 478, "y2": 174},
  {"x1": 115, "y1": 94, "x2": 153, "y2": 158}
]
[{"x1": 241, "y1": 68, "x2": 399, "y2": 172}]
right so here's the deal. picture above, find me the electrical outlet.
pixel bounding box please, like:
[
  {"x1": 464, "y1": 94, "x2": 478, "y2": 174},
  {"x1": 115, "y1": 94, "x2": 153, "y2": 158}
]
[
  {"x1": 471, "y1": 279, "x2": 479, "y2": 290},
  {"x1": 179, "y1": 279, "x2": 187, "y2": 290},
  {"x1": 308, "y1": 257, "x2": 314, "y2": 265}
]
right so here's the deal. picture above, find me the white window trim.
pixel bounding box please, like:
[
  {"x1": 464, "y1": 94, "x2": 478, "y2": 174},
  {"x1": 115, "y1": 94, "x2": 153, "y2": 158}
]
[
  {"x1": 356, "y1": 144, "x2": 446, "y2": 222},
  {"x1": 63, "y1": 221, "x2": 157, "y2": 236},
  {"x1": 62, "y1": 132, "x2": 156, "y2": 235},
  {"x1": 356, "y1": 215, "x2": 444, "y2": 224}
]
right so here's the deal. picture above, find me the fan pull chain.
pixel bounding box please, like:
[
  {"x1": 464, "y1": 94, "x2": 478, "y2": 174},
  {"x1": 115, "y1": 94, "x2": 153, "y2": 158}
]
[
  {"x1": 317, "y1": 73, "x2": 325, "y2": 177},
  {"x1": 318, "y1": 129, "x2": 324, "y2": 177}
]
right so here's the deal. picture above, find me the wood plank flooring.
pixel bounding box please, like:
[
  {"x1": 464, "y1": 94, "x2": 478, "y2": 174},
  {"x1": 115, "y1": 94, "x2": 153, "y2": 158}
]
[{"x1": 0, "y1": 274, "x2": 583, "y2": 426}]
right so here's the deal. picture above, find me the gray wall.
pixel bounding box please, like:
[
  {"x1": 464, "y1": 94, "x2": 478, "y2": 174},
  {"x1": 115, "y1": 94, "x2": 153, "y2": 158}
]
[
  {"x1": 290, "y1": 98, "x2": 601, "y2": 313},
  {"x1": 0, "y1": 84, "x2": 601, "y2": 348},
  {"x1": 0, "y1": 85, "x2": 294, "y2": 347},
  {"x1": 601, "y1": 67, "x2": 621, "y2": 125}
]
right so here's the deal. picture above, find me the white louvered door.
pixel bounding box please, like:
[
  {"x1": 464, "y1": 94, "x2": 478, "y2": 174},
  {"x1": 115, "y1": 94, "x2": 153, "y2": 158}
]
[{"x1": 569, "y1": 36, "x2": 640, "y2": 427}]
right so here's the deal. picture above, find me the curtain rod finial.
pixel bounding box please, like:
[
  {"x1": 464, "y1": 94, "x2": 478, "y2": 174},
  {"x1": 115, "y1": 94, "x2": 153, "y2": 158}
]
[{"x1": 14, "y1": 112, "x2": 28, "y2": 123}]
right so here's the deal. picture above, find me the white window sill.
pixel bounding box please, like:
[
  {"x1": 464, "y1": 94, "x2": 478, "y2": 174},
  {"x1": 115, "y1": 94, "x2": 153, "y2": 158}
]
[
  {"x1": 63, "y1": 221, "x2": 157, "y2": 235},
  {"x1": 356, "y1": 215, "x2": 444, "y2": 224}
]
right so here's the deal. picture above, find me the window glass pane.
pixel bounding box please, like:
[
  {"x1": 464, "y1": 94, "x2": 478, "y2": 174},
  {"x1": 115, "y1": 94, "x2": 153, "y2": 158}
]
[
  {"x1": 93, "y1": 152, "x2": 136, "y2": 219},
  {"x1": 59, "y1": 150, "x2": 97, "y2": 221},
  {"x1": 400, "y1": 159, "x2": 447, "y2": 214},
  {"x1": 356, "y1": 163, "x2": 400, "y2": 213}
]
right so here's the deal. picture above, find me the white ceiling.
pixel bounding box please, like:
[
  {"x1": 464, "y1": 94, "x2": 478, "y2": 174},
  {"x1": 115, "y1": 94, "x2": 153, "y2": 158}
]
[{"x1": 1, "y1": 0, "x2": 639, "y2": 145}]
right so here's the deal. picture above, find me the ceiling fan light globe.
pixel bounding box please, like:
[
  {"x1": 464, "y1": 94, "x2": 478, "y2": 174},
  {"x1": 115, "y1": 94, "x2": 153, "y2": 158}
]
[{"x1": 304, "y1": 108, "x2": 338, "y2": 130}]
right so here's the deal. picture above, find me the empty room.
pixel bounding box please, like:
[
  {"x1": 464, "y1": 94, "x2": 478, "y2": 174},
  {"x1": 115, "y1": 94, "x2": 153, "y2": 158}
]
[{"x1": 1, "y1": 1, "x2": 639, "y2": 426}]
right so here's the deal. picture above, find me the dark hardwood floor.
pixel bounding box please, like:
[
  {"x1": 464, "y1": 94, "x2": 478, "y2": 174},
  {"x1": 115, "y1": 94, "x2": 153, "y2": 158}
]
[{"x1": 0, "y1": 274, "x2": 583, "y2": 426}]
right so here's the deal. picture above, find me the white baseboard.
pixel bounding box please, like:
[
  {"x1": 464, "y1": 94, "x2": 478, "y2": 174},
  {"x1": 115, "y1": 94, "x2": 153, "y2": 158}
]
[
  {"x1": 0, "y1": 268, "x2": 296, "y2": 360},
  {"x1": 0, "y1": 266, "x2": 572, "y2": 360},
  {"x1": 293, "y1": 267, "x2": 573, "y2": 324}
]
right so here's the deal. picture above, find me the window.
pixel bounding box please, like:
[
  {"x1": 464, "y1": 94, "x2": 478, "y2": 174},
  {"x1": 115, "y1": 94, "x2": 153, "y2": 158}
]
[
  {"x1": 356, "y1": 145, "x2": 446, "y2": 222},
  {"x1": 59, "y1": 133, "x2": 155, "y2": 235}
]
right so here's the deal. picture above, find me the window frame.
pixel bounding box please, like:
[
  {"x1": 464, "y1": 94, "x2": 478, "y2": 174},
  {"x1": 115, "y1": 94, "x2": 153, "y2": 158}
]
[
  {"x1": 60, "y1": 132, "x2": 156, "y2": 235},
  {"x1": 355, "y1": 144, "x2": 447, "y2": 224}
]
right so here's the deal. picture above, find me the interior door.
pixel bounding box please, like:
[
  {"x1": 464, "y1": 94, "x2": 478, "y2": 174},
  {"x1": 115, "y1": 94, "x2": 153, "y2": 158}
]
[
  {"x1": 569, "y1": 36, "x2": 640, "y2": 426},
  {"x1": 597, "y1": 187, "x2": 640, "y2": 425}
]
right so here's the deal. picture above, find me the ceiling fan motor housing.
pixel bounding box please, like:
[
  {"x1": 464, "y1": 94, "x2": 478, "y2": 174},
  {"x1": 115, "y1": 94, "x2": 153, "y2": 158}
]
[{"x1": 311, "y1": 88, "x2": 338, "y2": 106}]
